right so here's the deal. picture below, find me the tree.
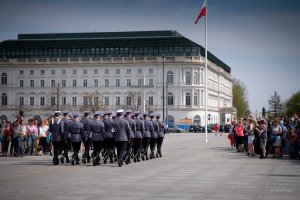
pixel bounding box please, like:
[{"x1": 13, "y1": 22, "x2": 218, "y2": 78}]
[
  {"x1": 268, "y1": 91, "x2": 283, "y2": 117},
  {"x1": 232, "y1": 79, "x2": 250, "y2": 119},
  {"x1": 285, "y1": 91, "x2": 300, "y2": 117}
]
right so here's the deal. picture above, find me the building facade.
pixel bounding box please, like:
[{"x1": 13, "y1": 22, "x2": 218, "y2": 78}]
[{"x1": 0, "y1": 30, "x2": 235, "y2": 125}]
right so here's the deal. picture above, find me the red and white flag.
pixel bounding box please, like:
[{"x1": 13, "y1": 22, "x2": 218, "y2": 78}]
[{"x1": 194, "y1": 0, "x2": 207, "y2": 24}]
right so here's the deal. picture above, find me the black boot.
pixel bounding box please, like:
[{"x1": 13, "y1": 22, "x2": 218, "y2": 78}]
[
  {"x1": 66, "y1": 156, "x2": 70, "y2": 163},
  {"x1": 71, "y1": 154, "x2": 75, "y2": 165},
  {"x1": 60, "y1": 156, "x2": 64, "y2": 164}
]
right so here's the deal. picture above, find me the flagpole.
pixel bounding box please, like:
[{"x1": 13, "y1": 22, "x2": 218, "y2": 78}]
[{"x1": 205, "y1": 0, "x2": 208, "y2": 142}]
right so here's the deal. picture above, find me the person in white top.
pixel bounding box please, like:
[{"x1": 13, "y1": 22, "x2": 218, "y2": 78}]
[{"x1": 39, "y1": 120, "x2": 49, "y2": 155}]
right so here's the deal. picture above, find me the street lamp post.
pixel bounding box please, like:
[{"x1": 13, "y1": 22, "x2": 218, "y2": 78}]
[
  {"x1": 162, "y1": 56, "x2": 165, "y2": 123},
  {"x1": 56, "y1": 83, "x2": 60, "y2": 111}
]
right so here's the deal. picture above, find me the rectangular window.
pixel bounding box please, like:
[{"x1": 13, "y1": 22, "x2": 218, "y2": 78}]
[
  {"x1": 138, "y1": 96, "x2": 141, "y2": 106},
  {"x1": 115, "y1": 79, "x2": 120, "y2": 87},
  {"x1": 94, "y1": 97, "x2": 99, "y2": 106},
  {"x1": 19, "y1": 97, "x2": 24, "y2": 106},
  {"x1": 83, "y1": 97, "x2": 88, "y2": 107},
  {"x1": 126, "y1": 69, "x2": 131, "y2": 74},
  {"x1": 72, "y1": 97, "x2": 77, "y2": 107},
  {"x1": 30, "y1": 70, "x2": 34, "y2": 75},
  {"x1": 127, "y1": 79, "x2": 131, "y2": 87},
  {"x1": 149, "y1": 79, "x2": 154, "y2": 86},
  {"x1": 51, "y1": 97, "x2": 56, "y2": 106},
  {"x1": 73, "y1": 80, "x2": 77, "y2": 87},
  {"x1": 62, "y1": 80, "x2": 66, "y2": 87},
  {"x1": 116, "y1": 69, "x2": 120, "y2": 74},
  {"x1": 104, "y1": 97, "x2": 109, "y2": 106},
  {"x1": 138, "y1": 69, "x2": 142, "y2": 74},
  {"x1": 19, "y1": 80, "x2": 24, "y2": 87},
  {"x1": 83, "y1": 79, "x2": 87, "y2": 87},
  {"x1": 94, "y1": 79, "x2": 98, "y2": 87},
  {"x1": 148, "y1": 96, "x2": 153, "y2": 106},
  {"x1": 115, "y1": 97, "x2": 120, "y2": 105},
  {"x1": 149, "y1": 68, "x2": 153, "y2": 74},
  {"x1": 126, "y1": 97, "x2": 131, "y2": 106},
  {"x1": 51, "y1": 70, "x2": 55, "y2": 75},
  {"x1": 72, "y1": 69, "x2": 77, "y2": 75},
  {"x1": 30, "y1": 80, "x2": 34, "y2": 87},
  {"x1": 62, "y1": 70, "x2": 66, "y2": 75},
  {"x1": 194, "y1": 94, "x2": 198, "y2": 106},
  {"x1": 83, "y1": 69, "x2": 87, "y2": 74},
  {"x1": 105, "y1": 69, "x2": 109, "y2": 74},
  {"x1": 62, "y1": 97, "x2": 66, "y2": 106},
  {"x1": 51, "y1": 80, "x2": 56, "y2": 87},
  {"x1": 94, "y1": 69, "x2": 98, "y2": 74},
  {"x1": 40, "y1": 80, "x2": 45, "y2": 88},
  {"x1": 20, "y1": 70, "x2": 24, "y2": 75},
  {"x1": 105, "y1": 79, "x2": 109, "y2": 87},
  {"x1": 138, "y1": 78, "x2": 143, "y2": 86},
  {"x1": 40, "y1": 97, "x2": 45, "y2": 106},
  {"x1": 30, "y1": 97, "x2": 34, "y2": 106},
  {"x1": 40, "y1": 70, "x2": 45, "y2": 75}
]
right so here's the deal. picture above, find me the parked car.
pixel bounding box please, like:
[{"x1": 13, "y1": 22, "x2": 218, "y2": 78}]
[
  {"x1": 224, "y1": 124, "x2": 231, "y2": 133},
  {"x1": 189, "y1": 125, "x2": 212, "y2": 133},
  {"x1": 167, "y1": 126, "x2": 184, "y2": 133}
]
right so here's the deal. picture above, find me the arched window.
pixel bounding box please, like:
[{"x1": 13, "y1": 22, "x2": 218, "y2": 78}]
[
  {"x1": 193, "y1": 115, "x2": 201, "y2": 125},
  {"x1": 186, "y1": 93, "x2": 191, "y2": 106},
  {"x1": 167, "y1": 92, "x2": 174, "y2": 105},
  {"x1": 194, "y1": 72, "x2": 199, "y2": 84},
  {"x1": 1, "y1": 73, "x2": 7, "y2": 85},
  {"x1": 166, "y1": 71, "x2": 173, "y2": 84},
  {"x1": 1, "y1": 93, "x2": 7, "y2": 106},
  {"x1": 194, "y1": 93, "x2": 198, "y2": 105},
  {"x1": 186, "y1": 72, "x2": 191, "y2": 85}
]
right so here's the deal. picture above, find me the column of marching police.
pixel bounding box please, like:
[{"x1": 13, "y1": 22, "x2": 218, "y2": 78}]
[{"x1": 49, "y1": 109, "x2": 167, "y2": 167}]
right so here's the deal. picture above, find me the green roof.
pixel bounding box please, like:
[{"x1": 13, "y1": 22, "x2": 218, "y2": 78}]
[{"x1": 0, "y1": 30, "x2": 231, "y2": 73}]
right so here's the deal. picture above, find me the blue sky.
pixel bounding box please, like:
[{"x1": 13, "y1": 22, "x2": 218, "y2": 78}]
[{"x1": 0, "y1": 0, "x2": 299, "y2": 112}]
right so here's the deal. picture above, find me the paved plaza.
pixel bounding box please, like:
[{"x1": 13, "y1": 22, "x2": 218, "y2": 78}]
[{"x1": 0, "y1": 133, "x2": 299, "y2": 200}]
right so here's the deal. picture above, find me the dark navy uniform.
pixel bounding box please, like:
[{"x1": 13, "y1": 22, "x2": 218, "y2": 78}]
[
  {"x1": 68, "y1": 113, "x2": 84, "y2": 165},
  {"x1": 60, "y1": 111, "x2": 71, "y2": 163},
  {"x1": 81, "y1": 111, "x2": 92, "y2": 164},
  {"x1": 91, "y1": 113, "x2": 105, "y2": 166},
  {"x1": 113, "y1": 110, "x2": 131, "y2": 167},
  {"x1": 156, "y1": 114, "x2": 166, "y2": 157},
  {"x1": 149, "y1": 114, "x2": 159, "y2": 159},
  {"x1": 142, "y1": 113, "x2": 153, "y2": 160},
  {"x1": 124, "y1": 110, "x2": 135, "y2": 164},
  {"x1": 49, "y1": 111, "x2": 64, "y2": 165},
  {"x1": 103, "y1": 112, "x2": 115, "y2": 164},
  {"x1": 133, "y1": 112, "x2": 144, "y2": 162}
]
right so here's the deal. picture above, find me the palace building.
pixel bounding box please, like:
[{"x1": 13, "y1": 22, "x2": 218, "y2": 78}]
[{"x1": 0, "y1": 30, "x2": 235, "y2": 126}]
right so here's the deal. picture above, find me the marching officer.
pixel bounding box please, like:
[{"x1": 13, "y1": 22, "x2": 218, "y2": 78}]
[
  {"x1": 149, "y1": 113, "x2": 158, "y2": 159},
  {"x1": 133, "y1": 112, "x2": 144, "y2": 162},
  {"x1": 124, "y1": 109, "x2": 135, "y2": 164},
  {"x1": 49, "y1": 111, "x2": 64, "y2": 165},
  {"x1": 113, "y1": 109, "x2": 131, "y2": 167},
  {"x1": 156, "y1": 114, "x2": 166, "y2": 157},
  {"x1": 81, "y1": 111, "x2": 92, "y2": 164},
  {"x1": 60, "y1": 110, "x2": 71, "y2": 163},
  {"x1": 103, "y1": 110, "x2": 115, "y2": 164},
  {"x1": 91, "y1": 112, "x2": 105, "y2": 166},
  {"x1": 142, "y1": 113, "x2": 153, "y2": 161},
  {"x1": 69, "y1": 113, "x2": 84, "y2": 165}
]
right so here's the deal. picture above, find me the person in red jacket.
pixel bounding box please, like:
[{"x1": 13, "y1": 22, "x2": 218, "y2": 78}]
[
  {"x1": 3, "y1": 122, "x2": 13, "y2": 157},
  {"x1": 214, "y1": 124, "x2": 219, "y2": 136}
]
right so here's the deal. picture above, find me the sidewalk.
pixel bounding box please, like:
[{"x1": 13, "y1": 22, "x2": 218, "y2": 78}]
[{"x1": 0, "y1": 133, "x2": 299, "y2": 200}]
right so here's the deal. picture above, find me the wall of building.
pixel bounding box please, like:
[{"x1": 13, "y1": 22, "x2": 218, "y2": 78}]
[{"x1": 0, "y1": 56, "x2": 234, "y2": 124}]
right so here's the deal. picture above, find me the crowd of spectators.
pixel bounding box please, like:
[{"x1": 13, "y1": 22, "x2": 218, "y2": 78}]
[
  {"x1": 226, "y1": 114, "x2": 300, "y2": 159},
  {"x1": 0, "y1": 115, "x2": 52, "y2": 157}
]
